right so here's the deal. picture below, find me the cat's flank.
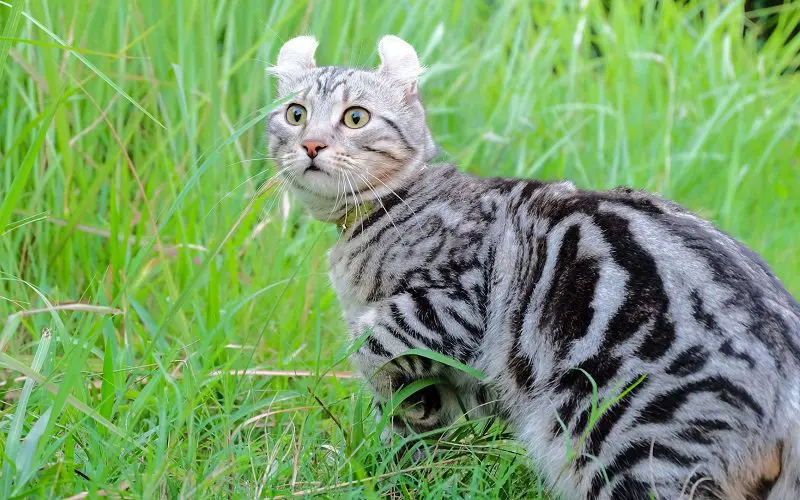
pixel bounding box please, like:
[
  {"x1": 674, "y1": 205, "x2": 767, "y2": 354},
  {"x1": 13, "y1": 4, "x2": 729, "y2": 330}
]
[{"x1": 267, "y1": 35, "x2": 800, "y2": 499}]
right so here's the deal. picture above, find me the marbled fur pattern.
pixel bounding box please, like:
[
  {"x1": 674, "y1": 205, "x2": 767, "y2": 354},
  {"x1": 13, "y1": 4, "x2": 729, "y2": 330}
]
[{"x1": 267, "y1": 35, "x2": 800, "y2": 499}]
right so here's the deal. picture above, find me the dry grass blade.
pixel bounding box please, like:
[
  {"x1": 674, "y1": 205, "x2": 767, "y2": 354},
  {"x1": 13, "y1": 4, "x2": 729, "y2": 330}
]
[
  {"x1": 231, "y1": 406, "x2": 317, "y2": 439},
  {"x1": 209, "y1": 369, "x2": 354, "y2": 379},
  {"x1": 37, "y1": 213, "x2": 208, "y2": 255},
  {"x1": 9, "y1": 303, "x2": 124, "y2": 318},
  {"x1": 63, "y1": 479, "x2": 129, "y2": 500}
]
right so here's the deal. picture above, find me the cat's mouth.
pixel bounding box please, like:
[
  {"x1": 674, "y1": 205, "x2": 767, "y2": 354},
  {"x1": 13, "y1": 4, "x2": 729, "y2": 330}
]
[{"x1": 304, "y1": 160, "x2": 325, "y2": 174}]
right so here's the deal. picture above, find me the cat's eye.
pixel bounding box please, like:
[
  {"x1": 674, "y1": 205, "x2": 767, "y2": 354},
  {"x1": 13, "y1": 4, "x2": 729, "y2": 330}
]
[
  {"x1": 286, "y1": 104, "x2": 307, "y2": 125},
  {"x1": 342, "y1": 107, "x2": 370, "y2": 129}
]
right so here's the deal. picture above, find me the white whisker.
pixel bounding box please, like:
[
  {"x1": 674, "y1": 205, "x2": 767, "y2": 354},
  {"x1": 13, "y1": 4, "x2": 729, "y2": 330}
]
[
  {"x1": 348, "y1": 168, "x2": 402, "y2": 237},
  {"x1": 345, "y1": 156, "x2": 418, "y2": 219},
  {"x1": 207, "y1": 163, "x2": 295, "y2": 217},
  {"x1": 342, "y1": 170, "x2": 361, "y2": 231}
]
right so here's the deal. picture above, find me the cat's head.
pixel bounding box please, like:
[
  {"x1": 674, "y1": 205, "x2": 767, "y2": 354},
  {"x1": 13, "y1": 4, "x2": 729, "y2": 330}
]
[{"x1": 267, "y1": 35, "x2": 436, "y2": 221}]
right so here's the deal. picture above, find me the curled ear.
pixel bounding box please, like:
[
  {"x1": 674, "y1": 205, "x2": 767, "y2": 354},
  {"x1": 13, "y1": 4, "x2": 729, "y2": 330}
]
[
  {"x1": 269, "y1": 36, "x2": 318, "y2": 92},
  {"x1": 378, "y1": 35, "x2": 423, "y2": 93},
  {"x1": 276, "y1": 35, "x2": 318, "y2": 72}
]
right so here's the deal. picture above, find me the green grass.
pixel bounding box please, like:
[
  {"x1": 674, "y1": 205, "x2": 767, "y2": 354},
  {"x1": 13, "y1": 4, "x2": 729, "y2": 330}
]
[{"x1": 1, "y1": 0, "x2": 798, "y2": 497}]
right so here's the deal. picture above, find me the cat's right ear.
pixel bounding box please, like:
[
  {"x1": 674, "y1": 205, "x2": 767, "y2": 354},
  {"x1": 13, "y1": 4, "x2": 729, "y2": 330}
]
[{"x1": 269, "y1": 36, "x2": 318, "y2": 91}]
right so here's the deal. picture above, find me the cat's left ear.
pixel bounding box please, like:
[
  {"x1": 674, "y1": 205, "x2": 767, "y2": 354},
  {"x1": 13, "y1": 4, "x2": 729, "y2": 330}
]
[{"x1": 378, "y1": 35, "x2": 423, "y2": 95}]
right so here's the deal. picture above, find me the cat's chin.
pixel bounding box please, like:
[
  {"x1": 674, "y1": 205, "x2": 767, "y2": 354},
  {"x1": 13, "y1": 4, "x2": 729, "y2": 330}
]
[
  {"x1": 284, "y1": 177, "x2": 351, "y2": 222},
  {"x1": 289, "y1": 173, "x2": 343, "y2": 199}
]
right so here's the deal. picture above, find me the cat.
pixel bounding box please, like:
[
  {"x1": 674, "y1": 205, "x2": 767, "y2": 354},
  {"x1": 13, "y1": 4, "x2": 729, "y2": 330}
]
[{"x1": 267, "y1": 35, "x2": 800, "y2": 499}]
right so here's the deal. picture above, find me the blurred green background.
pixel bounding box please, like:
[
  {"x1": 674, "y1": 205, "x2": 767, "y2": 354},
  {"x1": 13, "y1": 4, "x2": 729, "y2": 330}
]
[{"x1": 1, "y1": 0, "x2": 798, "y2": 497}]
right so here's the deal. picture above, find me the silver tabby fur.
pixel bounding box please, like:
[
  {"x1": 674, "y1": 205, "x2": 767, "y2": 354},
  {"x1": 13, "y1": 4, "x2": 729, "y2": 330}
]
[{"x1": 267, "y1": 35, "x2": 800, "y2": 499}]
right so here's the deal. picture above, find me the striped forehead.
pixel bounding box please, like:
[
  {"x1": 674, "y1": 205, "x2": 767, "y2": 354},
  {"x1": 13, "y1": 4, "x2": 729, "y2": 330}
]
[{"x1": 297, "y1": 66, "x2": 374, "y2": 102}]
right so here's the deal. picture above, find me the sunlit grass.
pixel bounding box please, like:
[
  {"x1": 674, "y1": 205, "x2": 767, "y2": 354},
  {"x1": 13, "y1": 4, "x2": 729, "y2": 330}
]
[{"x1": 1, "y1": 0, "x2": 798, "y2": 497}]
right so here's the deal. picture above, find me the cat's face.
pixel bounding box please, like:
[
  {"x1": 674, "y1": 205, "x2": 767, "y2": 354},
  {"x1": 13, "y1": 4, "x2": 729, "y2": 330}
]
[{"x1": 267, "y1": 36, "x2": 436, "y2": 220}]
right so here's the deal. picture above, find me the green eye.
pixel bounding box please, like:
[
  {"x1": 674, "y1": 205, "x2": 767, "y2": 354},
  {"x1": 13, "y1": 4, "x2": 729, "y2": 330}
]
[
  {"x1": 286, "y1": 104, "x2": 307, "y2": 125},
  {"x1": 342, "y1": 107, "x2": 370, "y2": 129}
]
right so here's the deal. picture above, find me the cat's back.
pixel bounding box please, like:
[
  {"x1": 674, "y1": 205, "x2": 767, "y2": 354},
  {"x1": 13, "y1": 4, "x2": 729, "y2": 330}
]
[
  {"x1": 498, "y1": 178, "x2": 800, "y2": 340},
  {"x1": 483, "y1": 177, "x2": 800, "y2": 498},
  {"x1": 489, "y1": 176, "x2": 800, "y2": 391}
]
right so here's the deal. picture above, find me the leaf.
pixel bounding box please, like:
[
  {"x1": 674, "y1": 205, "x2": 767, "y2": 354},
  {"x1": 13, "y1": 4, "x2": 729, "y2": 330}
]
[
  {"x1": 14, "y1": 407, "x2": 52, "y2": 491},
  {"x1": 0, "y1": 313, "x2": 21, "y2": 352},
  {"x1": 332, "y1": 328, "x2": 373, "y2": 368},
  {"x1": 0, "y1": 92, "x2": 65, "y2": 234},
  {"x1": 350, "y1": 395, "x2": 365, "y2": 453},
  {"x1": 384, "y1": 377, "x2": 440, "y2": 414},
  {"x1": 100, "y1": 336, "x2": 115, "y2": 421},
  {"x1": 0, "y1": 35, "x2": 132, "y2": 58},
  {"x1": 390, "y1": 348, "x2": 486, "y2": 381},
  {"x1": 1, "y1": 331, "x2": 52, "y2": 497},
  {"x1": 0, "y1": 0, "x2": 23, "y2": 83},
  {"x1": 0, "y1": 212, "x2": 49, "y2": 237},
  {"x1": 0, "y1": 351, "x2": 128, "y2": 441}
]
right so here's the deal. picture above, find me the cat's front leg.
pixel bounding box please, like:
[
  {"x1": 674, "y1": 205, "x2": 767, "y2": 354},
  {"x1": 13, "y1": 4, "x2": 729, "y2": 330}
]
[
  {"x1": 347, "y1": 320, "x2": 460, "y2": 460},
  {"x1": 368, "y1": 369, "x2": 496, "y2": 462},
  {"x1": 372, "y1": 384, "x2": 444, "y2": 463},
  {"x1": 344, "y1": 289, "x2": 490, "y2": 459},
  {"x1": 354, "y1": 334, "x2": 450, "y2": 449}
]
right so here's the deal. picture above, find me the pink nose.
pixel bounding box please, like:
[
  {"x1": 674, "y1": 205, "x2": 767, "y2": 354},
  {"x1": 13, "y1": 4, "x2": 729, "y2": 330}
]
[{"x1": 301, "y1": 140, "x2": 327, "y2": 159}]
